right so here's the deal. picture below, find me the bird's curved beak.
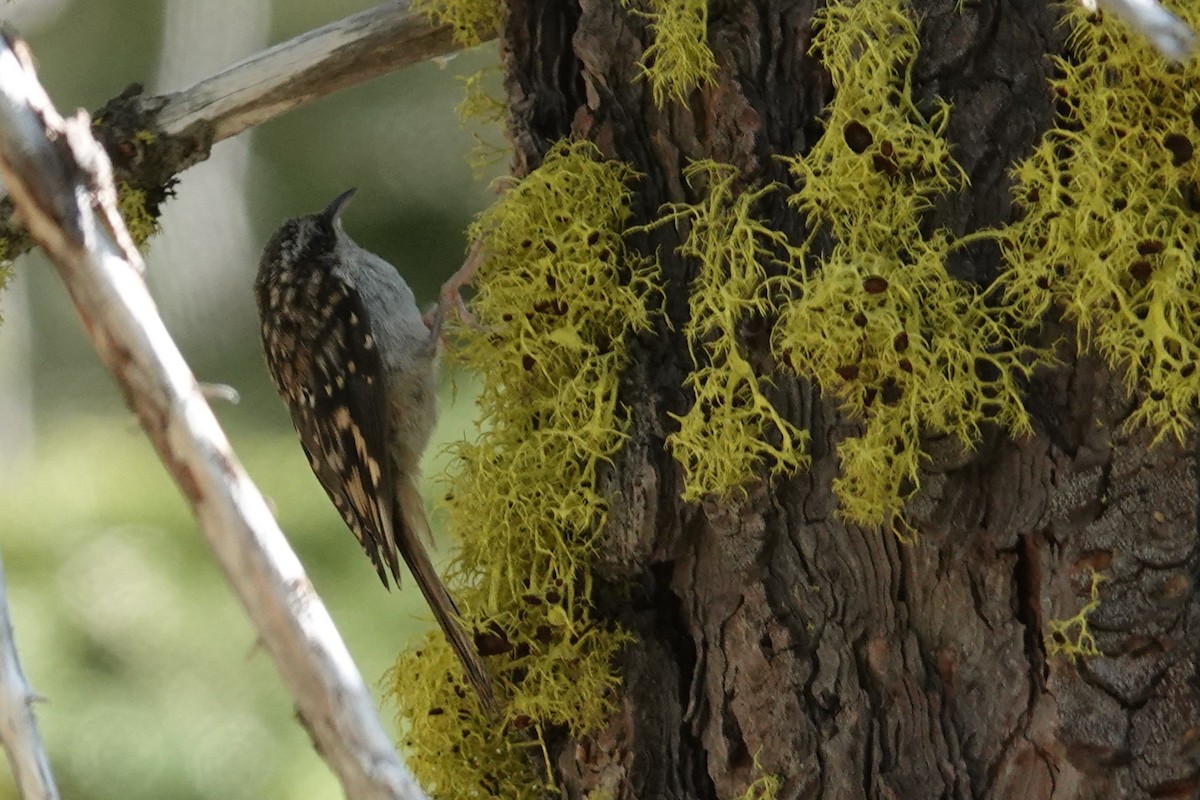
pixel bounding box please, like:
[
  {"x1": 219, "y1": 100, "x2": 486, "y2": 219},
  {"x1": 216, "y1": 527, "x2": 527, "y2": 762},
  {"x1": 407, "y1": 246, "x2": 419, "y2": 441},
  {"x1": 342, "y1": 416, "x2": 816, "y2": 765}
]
[{"x1": 322, "y1": 188, "x2": 357, "y2": 225}]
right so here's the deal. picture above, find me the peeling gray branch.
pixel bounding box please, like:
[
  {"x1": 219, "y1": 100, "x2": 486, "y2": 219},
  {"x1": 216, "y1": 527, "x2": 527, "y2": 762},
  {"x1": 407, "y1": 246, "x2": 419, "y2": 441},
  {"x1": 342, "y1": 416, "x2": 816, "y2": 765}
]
[
  {"x1": 0, "y1": 31, "x2": 427, "y2": 800},
  {"x1": 1084, "y1": 0, "x2": 1197, "y2": 62},
  {"x1": 157, "y1": 0, "x2": 469, "y2": 142}
]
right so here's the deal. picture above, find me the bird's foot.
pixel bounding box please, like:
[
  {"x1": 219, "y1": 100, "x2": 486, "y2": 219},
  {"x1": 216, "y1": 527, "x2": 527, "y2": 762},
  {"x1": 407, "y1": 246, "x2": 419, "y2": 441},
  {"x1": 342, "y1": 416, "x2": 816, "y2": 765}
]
[{"x1": 424, "y1": 237, "x2": 488, "y2": 336}]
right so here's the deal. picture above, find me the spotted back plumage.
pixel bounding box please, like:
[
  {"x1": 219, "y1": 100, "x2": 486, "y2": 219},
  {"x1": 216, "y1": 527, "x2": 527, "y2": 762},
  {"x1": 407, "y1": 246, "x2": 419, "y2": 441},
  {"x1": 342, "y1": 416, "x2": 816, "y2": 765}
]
[
  {"x1": 255, "y1": 211, "x2": 402, "y2": 587},
  {"x1": 255, "y1": 192, "x2": 498, "y2": 714}
]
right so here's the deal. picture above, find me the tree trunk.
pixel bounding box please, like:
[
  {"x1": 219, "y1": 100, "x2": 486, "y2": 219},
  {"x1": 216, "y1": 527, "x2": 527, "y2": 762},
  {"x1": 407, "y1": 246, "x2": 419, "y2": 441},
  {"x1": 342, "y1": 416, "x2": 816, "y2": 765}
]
[{"x1": 497, "y1": 1, "x2": 1200, "y2": 798}]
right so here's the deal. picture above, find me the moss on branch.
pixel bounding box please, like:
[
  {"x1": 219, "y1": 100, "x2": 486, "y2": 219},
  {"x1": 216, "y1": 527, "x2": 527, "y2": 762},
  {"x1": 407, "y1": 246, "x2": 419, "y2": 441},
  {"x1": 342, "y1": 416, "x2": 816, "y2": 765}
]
[{"x1": 414, "y1": 0, "x2": 502, "y2": 45}]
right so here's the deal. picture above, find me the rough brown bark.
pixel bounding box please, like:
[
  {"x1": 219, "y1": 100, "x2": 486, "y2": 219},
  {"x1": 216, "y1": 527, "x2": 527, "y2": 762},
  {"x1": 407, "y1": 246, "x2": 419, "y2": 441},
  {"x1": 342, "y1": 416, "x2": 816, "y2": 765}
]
[{"x1": 501, "y1": 1, "x2": 1200, "y2": 798}]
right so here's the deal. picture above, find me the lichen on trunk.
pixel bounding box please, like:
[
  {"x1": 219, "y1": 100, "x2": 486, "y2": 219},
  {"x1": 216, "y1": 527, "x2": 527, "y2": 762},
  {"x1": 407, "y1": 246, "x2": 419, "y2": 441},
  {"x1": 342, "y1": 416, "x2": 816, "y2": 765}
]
[{"x1": 396, "y1": 1, "x2": 1200, "y2": 798}]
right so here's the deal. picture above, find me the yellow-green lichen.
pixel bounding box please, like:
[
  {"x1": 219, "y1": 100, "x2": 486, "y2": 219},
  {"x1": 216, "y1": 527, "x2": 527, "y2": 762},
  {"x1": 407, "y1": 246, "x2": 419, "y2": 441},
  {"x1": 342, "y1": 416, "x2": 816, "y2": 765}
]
[
  {"x1": 656, "y1": 160, "x2": 808, "y2": 502},
  {"x1": 738, "y1": 772, "x2": 782, "y2": 800},
  {"x1": 116, "y1": 182, "x2": 160, "y2": 248},
  {"x1": 388, "y1": 140, "x2": 655, "y2": 798},
  {"x1": 414, "y1": 0, "x2": 501, "y2": 46},
  {"x1": 1045, "y1": 570, "x2": 1106, "y2": 662},
  {"x1": 457, "y1": 67, "x2": 510, "y2": 178},
  {"x1": 773, "y1": 0, "x2": 1042, "y2": 527},
  {"x1": 1000, "y1": 4, "x2": 1200, "y2": 442},
  {"x1": 623, "y1": 0, "x2": 717, "y2": 106}
]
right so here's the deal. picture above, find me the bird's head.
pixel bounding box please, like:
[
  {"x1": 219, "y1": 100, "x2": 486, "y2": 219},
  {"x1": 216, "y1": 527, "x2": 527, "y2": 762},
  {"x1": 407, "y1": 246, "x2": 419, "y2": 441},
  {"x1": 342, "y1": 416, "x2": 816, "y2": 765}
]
[{"x1": 258, "y1": 188, "x2": 358, "y2": 275}]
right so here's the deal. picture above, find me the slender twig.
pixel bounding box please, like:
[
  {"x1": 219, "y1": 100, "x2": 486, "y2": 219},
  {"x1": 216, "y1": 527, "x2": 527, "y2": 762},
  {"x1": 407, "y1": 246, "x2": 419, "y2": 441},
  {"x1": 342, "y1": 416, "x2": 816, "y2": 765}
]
[
  {"x1": 0, "y1": 554, "x2": 59, "y2": 800},
  {"x1": 0, "y1": 32, "x2": 427, "y2": 800}
]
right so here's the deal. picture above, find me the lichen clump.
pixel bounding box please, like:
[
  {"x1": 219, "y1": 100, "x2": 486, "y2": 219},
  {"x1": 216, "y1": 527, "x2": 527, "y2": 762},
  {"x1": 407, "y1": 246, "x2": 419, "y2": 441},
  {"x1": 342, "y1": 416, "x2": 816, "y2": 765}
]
[
  {"x1": 116, "y1": 181, "x2": 161, "y2": 248},
  {"x1": 659, "y1": 160, "x2": 808, "y2": 501},
  {"x1": 1045, "y1": 570, "x2": 1106, "y2": 662},
  {"x1": 772, "y1": 0, "x2": 1040, "y2": 526},
  {"x1": 388, "y1": 140, "x2": 655, "y2": 798},
  {"x1": 623, "y1": 0, "x2": 717, "y2": 106},
  {"x1": 1001, "y1": 4, "x2": 1200, "y2": 442},
  {"x1": 457, "y1": 67, "x2": 509, "y2": 177},
  {"x1": 737, "y1": 768, "x2": 782, "y2": 800},
  {"x1": 413, "y1": 0, "x2": 501, "y2": 46}
]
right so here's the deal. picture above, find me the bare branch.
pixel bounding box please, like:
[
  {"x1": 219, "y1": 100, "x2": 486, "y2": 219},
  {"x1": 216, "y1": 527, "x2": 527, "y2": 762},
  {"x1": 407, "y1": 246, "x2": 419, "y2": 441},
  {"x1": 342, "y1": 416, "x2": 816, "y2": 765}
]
[
  {"x1": 0, "y1": 1, "x2": 494, "y2": 261},
  {"x1": 0, "y1": 32, "x2": 428, "y2": 800},
  {"x1": 158, "y1": 0, "x2": 471, "y2": 142},
  {"x1": 1082, "y1": 0, "x2": 1197, "y2": 62},
  {"x1": 0, "y1": 554, "x2": 59, "y2": 800}
]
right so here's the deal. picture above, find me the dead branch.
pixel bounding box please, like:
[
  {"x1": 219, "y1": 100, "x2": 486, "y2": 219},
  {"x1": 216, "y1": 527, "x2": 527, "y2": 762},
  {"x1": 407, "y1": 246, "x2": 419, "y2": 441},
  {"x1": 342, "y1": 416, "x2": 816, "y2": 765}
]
[
  {"x1": 0, "y1": 0, "x2": 493, "y2": 261},
  {"x1": 0, "y1": 31, "x2": 427, "y2": 800},
  {"x1": 157, "y1": 0, "x2": 473, "y2": 141},
  {"x1": 1084, "y1": 0, "x2": 1197, "y2": 61}
]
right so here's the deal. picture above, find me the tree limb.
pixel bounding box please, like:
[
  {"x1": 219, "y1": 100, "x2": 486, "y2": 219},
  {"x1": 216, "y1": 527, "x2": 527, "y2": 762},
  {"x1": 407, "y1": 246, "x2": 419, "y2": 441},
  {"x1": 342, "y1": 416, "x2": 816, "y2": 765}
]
[
  {"x1": 1084, "y1": 0, "x2": 1197, "y2": 61},
  {"x1": 0, "y1": 31, "x2": 428, "y2": 800},
  {"x1": 156, "y1": 0, "x2": 468, "y2": 142},
  {"x1": 0, "y1": 0, "x2": 494, "y2": 261},
  {"x1": 0, "y1": 554, "x2": 59, "y2": 800}
]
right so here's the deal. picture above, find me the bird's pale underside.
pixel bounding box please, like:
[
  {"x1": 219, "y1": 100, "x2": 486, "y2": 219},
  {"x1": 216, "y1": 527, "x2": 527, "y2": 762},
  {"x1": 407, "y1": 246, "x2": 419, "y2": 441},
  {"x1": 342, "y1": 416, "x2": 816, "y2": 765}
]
[{"x1": 254, "y1": 189, "x2": 496, "y2": 714}]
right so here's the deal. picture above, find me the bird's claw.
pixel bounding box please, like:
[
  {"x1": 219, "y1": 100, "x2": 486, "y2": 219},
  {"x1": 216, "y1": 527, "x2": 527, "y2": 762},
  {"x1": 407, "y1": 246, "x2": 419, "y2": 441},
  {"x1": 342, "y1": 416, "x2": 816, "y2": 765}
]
[{"x1": 424, "y1": 237, "x2": 489, "y2": 338}]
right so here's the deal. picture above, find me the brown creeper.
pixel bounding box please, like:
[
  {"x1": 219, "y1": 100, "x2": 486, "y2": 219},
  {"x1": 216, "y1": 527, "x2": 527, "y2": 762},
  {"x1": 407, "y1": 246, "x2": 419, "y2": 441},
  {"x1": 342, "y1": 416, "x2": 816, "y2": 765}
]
[{"x1": 254, "y1": 189, "x2": 495, "y2": 714}]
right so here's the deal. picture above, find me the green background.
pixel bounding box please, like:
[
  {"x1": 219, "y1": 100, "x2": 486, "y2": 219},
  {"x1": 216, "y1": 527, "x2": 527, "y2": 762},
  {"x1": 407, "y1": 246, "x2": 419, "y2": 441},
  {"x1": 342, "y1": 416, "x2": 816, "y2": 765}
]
[{"x1": 0, "y1": 1, "x2": 502, "y2": 797}]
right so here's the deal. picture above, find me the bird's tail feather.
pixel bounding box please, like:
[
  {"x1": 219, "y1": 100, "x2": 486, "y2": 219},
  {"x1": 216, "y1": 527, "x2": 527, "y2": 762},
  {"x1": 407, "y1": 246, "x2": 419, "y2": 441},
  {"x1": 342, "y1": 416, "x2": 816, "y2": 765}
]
[{"x1": 395, "y1": 477, "x2": 498, "y2": 716}]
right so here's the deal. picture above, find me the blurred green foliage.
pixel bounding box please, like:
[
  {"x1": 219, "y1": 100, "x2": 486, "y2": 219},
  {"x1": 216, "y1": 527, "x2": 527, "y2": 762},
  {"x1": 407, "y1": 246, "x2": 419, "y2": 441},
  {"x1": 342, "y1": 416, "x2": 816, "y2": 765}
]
[
  {"x1": 0, "y1": 393, "x2": 484, "y2": 800},
  {"x1": 0, "y1": 1, "x2": 503, "y2": 798}
]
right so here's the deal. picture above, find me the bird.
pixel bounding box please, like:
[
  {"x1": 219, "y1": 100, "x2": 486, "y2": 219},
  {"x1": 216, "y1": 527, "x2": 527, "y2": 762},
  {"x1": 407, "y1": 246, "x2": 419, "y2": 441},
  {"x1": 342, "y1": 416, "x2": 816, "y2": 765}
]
[{"x1": 254, "y1": 188, "x2": 495, "y2": 714}]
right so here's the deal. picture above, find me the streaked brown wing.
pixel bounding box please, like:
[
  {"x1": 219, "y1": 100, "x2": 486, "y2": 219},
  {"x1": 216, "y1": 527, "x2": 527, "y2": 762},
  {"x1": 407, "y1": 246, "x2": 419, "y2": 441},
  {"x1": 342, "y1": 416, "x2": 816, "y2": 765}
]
[{"x1": 258, "y1": 264, "x2": 400, "y2": 586}]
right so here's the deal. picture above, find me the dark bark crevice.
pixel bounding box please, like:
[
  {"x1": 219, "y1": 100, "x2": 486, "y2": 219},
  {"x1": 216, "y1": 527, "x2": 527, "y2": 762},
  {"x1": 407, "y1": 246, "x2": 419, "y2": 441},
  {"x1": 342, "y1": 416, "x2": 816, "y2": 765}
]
[
  {"x1": 503, "y1": 0, "x2": 587, "y2": 175},
  {"x1": 1013, "y1": 530, "x2": 1049, "y2": 692}
]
